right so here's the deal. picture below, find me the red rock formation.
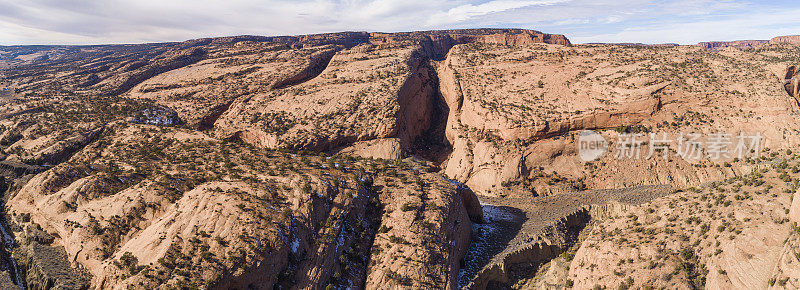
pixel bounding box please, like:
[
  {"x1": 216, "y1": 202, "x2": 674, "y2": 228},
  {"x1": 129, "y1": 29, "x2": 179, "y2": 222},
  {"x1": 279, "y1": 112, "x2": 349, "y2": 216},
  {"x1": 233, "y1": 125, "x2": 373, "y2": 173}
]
[
  {"x1": 770, "y1": 35, "x2": 800, "y2": 44},
  {"x1": 268, "y1": 47, "x2": 341, "y2": 90},
  {"x1": 371, "y1": 29, "x2": 571, "y2": 59},
  {"x1": 103, "y1": 47, "x2": 206, "y2": 96},
  {"x1": 207, "y1": 29, "x2": 570, "y2": 60},
  {"x1": 696, "y1": 35, "x2": 800, "y2": 50}
]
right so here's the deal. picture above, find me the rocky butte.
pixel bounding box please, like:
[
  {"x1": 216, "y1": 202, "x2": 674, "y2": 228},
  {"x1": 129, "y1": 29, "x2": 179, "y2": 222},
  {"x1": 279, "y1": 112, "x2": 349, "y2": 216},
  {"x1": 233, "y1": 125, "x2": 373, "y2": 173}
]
[{"x1": 0, "y1": 28, "x2": 800, "y2": 289}]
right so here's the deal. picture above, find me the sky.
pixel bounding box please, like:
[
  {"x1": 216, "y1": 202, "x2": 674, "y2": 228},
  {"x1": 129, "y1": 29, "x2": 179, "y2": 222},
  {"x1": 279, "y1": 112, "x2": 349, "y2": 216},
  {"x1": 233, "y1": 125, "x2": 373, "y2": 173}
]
[{"x1": 1, "y1": 0, "x2": 799, "y2": 45}]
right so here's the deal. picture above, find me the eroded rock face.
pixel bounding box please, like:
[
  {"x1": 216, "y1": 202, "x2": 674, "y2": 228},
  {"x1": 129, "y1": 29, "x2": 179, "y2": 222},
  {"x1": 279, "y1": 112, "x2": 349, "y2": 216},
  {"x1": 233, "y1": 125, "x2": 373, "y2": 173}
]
[
  {"x1": 14, "y1": 242, "x2": 90, "y2": 289},
  {"x1": 212, "y1": 45, "x2": 438, "y2": 153},
  {"x1": 102, "y1": 47, "x2": 207, "y2": 96},
  {"x1": 433, "y1": 42, "x2": 800, "y2": 196},
  {"x1": 3, "y1": 124, "x2": 477, "y2": 289},
  {"x1": 785, "y1": 65, "x2": 800, "y2": 101},
  {"x1": 365, "y1": 174, "x2": 473, "y2": 289},
  {"x1": 334, "y1": 138, "x2": 403, "y2": 160},
  {"x1": 370, "y1": 29, "x2": 571, "y2": 60},
  {"x1": 568, "y1": 168, "x2": 800, "y2": 290},
  {"x1": 127, "y1": 43, "x2": 340, "y2": 127},
  {"x1": 5, "y1": 29, "x2": 800, "y2": 289},
  {"x1": 7, "y1": 126, "x2": 295, "y2": 288}
]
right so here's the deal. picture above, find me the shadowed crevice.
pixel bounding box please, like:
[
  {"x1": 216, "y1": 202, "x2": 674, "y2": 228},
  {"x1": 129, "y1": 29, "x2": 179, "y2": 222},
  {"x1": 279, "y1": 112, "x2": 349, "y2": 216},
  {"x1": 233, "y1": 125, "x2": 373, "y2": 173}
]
[{"x1": 270, "y1": 48, "x2": 340, "y2": 90}]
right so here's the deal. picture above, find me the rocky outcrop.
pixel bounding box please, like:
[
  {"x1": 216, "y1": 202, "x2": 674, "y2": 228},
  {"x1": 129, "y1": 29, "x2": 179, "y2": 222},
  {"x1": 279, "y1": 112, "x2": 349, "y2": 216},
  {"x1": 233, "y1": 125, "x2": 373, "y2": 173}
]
[
  {"x1": 454, "y1": 181, "x2": 484, "y2": 223},
  {"x1": 14, "y1": 240, "x2": 90, "y2": 289},
  {"x1": 464, "y1": 208, "x2": 590, "y2": 289},
  {"x1": 5, "y1": 127, "x2": 297, "y2": 289},
  {"x1": 394, "y1": 49, "x2": 438, "y2": 150},
  {"x1": 24, "y1": 127, "x2": 105, "y2": 166},
  {"x1": 103, "y1": 47, "x2": 206, "y2": 96},
  {"x1": 365, "y1": 172, "x2": 473, "y2": 289},
  {"x1": 206, "y1": 29, "x2": 569, "y2": 60},
  {"x1": 258, "y1": 32, "x2": 371, "y2": 49},
  {"x1": 586, "y1": 202, "x2": 634, "y2": 220},
  {"x1": 0, "y1": 160, "x2": 43, "y2": 176},
  {"x1": 269, "y1": 46, "x2": 340, "y2": 90},
  {"x1": 494, "y1": 96, "x2": 663, "y2": 142},
  {"x1": 458, "y1": 185, "x2": 674, "y2": 288},
  {"x1": 333, "y1": 138, "x2": 403, "y2": 160},
  {"x1": 2, "y1": 124, "x2": 480, "y2": 289},
  {"x1": 278, "y1": 173, "x2": 382, "y2": 289},
  {"x1": 566, "y1": 171, "x2": 800, "y2": 290},
  {"x1": 467, "y1": 242, "x2": 563, "y2": 289},
  {"x1": 212, "y1": 45, "x2": 439, "y2": 154},
  {"x1": 371, "y1": 29, "x2": 571, "y2": 60},
  {"x1": 586, "y1": 43, "x2": 679, "y2": 47},
  {"x1": 196, "y1": 100, "x2": 235, "y2": 131},
  {"x1": 436, "y1": 41, "x2": 676, "y2": 194}
]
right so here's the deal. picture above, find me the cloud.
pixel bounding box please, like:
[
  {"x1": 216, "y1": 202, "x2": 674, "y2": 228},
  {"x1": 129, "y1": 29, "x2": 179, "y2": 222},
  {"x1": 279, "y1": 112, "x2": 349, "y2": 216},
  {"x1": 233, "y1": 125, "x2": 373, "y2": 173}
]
[
  {"x1": 602, "y1": 16, "x2": 622, "y2": 24},
  {"x1": 570, "y1": 7, "x2": 800, "y2": 44},
  {"x1": 0, "y1": 0, "x2": 797, "y2": 45},
  {"x1": 426, "y1": 0, "x2": 570, "y2": 26}
]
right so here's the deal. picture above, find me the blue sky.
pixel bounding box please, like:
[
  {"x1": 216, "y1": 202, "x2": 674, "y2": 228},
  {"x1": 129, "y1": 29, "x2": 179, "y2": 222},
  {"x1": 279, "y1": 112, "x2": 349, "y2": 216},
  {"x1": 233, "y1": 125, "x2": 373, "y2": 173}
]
[{"x1": 1, "y1": 0, "x2": 799, "y2": 45}]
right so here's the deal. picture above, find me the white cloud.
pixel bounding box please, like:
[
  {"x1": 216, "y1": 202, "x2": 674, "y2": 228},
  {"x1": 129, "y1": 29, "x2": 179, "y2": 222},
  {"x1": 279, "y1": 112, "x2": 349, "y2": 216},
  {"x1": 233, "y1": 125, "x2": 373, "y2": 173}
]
[
  {"x1": 426, "y1": 0, "x2": 570, "y2": 26},
  {"x1": 571, "y1": 7, "x2": 800, "y2": 44},
  {"x1": 602, "y1": 16, "x2": 622, "y2": 24},
  {"x1": 0, "y1": 0, "x2": 796, "y2": 45}
]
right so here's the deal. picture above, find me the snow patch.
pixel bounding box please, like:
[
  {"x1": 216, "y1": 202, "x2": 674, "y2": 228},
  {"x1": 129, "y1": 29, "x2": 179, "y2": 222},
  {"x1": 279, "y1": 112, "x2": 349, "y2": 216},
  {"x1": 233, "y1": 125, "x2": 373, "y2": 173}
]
[
  {"x1": 481, "y1": 203, "x2": 516, "y2": 222},
  {"x1": 291, "y1": 238, "x2": 300, "y2": 253},
  {"x1": 457, "y1": 203, "x2": 520, "y2": 288}
]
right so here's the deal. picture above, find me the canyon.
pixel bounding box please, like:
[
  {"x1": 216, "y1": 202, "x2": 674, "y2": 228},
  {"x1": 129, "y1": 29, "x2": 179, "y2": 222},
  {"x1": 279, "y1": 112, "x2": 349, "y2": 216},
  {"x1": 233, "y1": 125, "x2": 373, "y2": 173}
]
[{"x1": 1, "y1": 28, "x2": 800, "y2": 289}]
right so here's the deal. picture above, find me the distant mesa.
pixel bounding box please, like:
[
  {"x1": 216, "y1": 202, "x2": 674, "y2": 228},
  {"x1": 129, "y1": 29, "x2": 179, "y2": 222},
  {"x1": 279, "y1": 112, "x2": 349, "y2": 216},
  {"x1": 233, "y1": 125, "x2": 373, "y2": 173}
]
[
  {"x1": 585, "y1": 35, "x2": 800, "y2": 51},
  {"x1": 770, "y1": 35, "x2": 800, "y2": 44},
  {"x1": 694, "y1": 35, "x2": 800, "y2": 51},
  {"x1": 195, "y1": 28, "x2": 571, "y2": 60},
  {"x1": 696, "y1": 40, "x2": 768, "y2": 51},
  {"x1": 585, "y1": 42, "x2": 679, "y2": 47}
]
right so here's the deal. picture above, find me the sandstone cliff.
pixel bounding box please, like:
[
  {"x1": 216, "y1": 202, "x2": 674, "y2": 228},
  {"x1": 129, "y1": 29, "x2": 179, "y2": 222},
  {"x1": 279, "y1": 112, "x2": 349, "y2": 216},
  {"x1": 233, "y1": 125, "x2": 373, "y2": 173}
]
[
  {"x1": 568, "y1": 164, "x2": 800, "y2": 289},
  {"x1": 3, "y1": 123, "x2": 481, "y2": 289},
  {"x1": 211, "y1": 45, "x2": 439, "y2": 155},
  {"x1": 4, "y1": 28, "x2": 800, "y2": 289},
  {"x1": 770, "y1": 35, "x2": 800, "y2": 45}
]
